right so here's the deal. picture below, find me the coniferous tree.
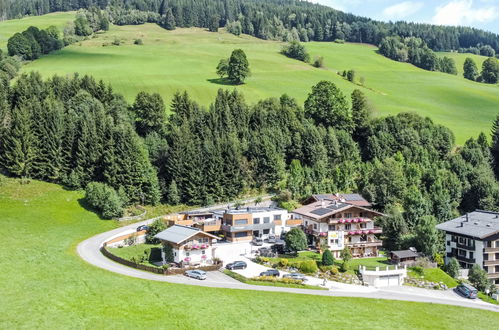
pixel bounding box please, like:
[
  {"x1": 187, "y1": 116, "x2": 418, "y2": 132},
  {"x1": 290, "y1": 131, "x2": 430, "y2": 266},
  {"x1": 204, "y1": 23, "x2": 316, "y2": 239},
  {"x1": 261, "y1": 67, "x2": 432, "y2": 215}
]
[
  {"x1": 133, "y1": 92, "x2": 167, "y2": 136},
  {"x1": 167, "y1": 180, "x2": 180, "y2": 205},
  {"x1": 159, "y1": 8, "x2": 176, "y2": 30}
]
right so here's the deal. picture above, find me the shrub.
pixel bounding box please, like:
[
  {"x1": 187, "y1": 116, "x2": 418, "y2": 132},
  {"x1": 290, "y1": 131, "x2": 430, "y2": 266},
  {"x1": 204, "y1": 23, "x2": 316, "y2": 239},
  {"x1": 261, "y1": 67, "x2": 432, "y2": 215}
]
[
  {"x1": 281, "y1": 41, "x2": 310, "y2": 62},
  {"x1": 411, "y1": 266, "x2": 424, "y2": 277},
  {"x1": 124, "y1": 233, "x2": 137, "y2": 246},
  {"x1": 163, "y1": 244, "x2": 174, "y2": 262},
  {"x1": 279, "y1": 258, "x2": 289, "y2": 268},
  {"x1": 468, "y1": 264, "x2": 490, "y2": 291},
  {"x1": 330, "y1": 266, "x2": 339, "y2": 275},
  {"x1": 134, "y1": 38, "x2": 143, "y2": 45},
  {"x1": 313, "y1": 56, "x2": 324, "y2": 68},
  {"x1": 334, "y1": 39, "x2": 345, "y2": 44},
  {"x1": 112, "y1": 37, "x2": 121, "y2": 46},
  {"x1": 445, "y1": 257, "x2": 460, "y2": 278},
  {"x1": 322, "y1": 249, "x2": 334, "y2": 266},
  {"x1": 84, "y1": 182, "x2": 124, "y2": 219},
  {"x1": 347, "y1": 69, "x2": 356, "y2": 82},
  {"x1": 299, "y1": 260, "x2": 318, "y2": 274}
]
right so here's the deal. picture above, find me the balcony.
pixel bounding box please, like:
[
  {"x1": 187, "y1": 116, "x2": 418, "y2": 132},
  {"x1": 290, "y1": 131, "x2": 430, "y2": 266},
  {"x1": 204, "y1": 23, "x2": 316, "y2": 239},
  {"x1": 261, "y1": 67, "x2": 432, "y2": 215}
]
[
  {"x1": 286, "y1": 219, "x2": 302, "y2": 227},
  {"x1": 197, "y1": 220, "x2": 221, "y2": 232},
  {"x1": 488, "y1": 272, "x2": 499, "y2": 279},
  {"x1": 456, "y1": 242, "x2": 475, "y2": 250},
  {"x1": 447, "y1": 253, "x2": 475, "y2": 264},
  {"x1": 221, "y1": 222, "x2": 275, "y2": 233},
  {"x1": 349, "y1": 240, "x2": 383, "y2": 248},
  {"x1": 329, "y1": 217, "x2": 371, "y2": 224},
  {"x1": 345, "y1": 227, "x2": 382, "y2": 235},
  {"x1": 485, "y1": 247, "x2": 499, "y2": 253},
  {"x1": 484, "y1": 259, "x2": 499, "y2": 266}
]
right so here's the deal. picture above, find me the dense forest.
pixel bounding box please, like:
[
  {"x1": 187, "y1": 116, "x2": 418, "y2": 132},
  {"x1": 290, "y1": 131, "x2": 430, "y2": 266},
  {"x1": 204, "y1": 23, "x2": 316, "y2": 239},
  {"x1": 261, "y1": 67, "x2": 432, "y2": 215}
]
[{"x1": 2, "y1": 0, "x2": 499, "y2": 53}]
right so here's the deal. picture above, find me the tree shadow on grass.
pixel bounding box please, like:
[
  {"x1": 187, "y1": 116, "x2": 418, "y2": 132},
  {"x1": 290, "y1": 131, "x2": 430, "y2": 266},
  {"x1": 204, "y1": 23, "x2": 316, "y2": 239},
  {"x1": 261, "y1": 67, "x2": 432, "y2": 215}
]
[
  {"x1": 77, "y1": 197, "x2": 107, "y2": 221},
  {"x1": 206, "y1": 77, "x2": 238, "y2": 86}
]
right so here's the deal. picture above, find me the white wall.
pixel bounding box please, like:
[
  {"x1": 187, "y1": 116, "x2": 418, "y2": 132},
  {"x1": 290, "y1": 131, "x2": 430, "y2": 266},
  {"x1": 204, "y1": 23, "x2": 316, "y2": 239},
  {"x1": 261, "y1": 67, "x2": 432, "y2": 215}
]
[{"x1": 175, "y1": 246, "x2": 213, "y2": 264}]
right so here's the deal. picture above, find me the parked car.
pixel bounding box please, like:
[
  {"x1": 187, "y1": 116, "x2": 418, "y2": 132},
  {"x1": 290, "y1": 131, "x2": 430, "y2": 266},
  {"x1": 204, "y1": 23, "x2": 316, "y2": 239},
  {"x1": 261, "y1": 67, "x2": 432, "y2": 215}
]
[
  {"x1": 136, "y1": 225, "x2": 149, "y2": 232},
  {"x1": 260, "y1": 269, "x2": 280, "y2": 277},
  {"x1": 456, "y1": 283, "x2": 478, "y2": 299},
  {"x1": 267, "y1": 234, "x2": 277, "y2": 243},
  {"x1": 226, "y1": 261, "x2": 247, "y2": 270},
  {"x1": 184, "y1": 270, "x2": 207, "y2": 280},
  {"x1": 283, "y1": 272, "x2": 306, "y2": 281},
  {"x1": 252, "y1": 237, "x2": 264, "y2": 246}
]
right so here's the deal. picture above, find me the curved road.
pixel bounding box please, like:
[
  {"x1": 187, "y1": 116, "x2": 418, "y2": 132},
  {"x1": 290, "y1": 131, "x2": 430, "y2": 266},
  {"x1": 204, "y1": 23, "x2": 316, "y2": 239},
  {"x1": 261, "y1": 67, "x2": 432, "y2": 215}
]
[{"x1": 77, "y1": 218, "x2": 499, "y2": 313}]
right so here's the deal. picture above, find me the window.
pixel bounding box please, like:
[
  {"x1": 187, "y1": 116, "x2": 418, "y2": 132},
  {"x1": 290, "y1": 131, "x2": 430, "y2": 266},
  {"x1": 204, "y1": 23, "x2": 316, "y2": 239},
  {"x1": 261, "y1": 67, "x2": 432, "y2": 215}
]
[
  {"x1": 469, "y1": 252, "x2": 474, "y2": 259},
  {"x1": 330, "y1": 239, "x2": 338, "y2": 245},
  {"x1": 254, "y1": 218, "x2": 260, "y2": 224},
  {"x1": 313, "y1": 224, "x2": 317, "y2": 230},
  {"x1": 235, "y1": 232, "x2": 247, "y2": 238},
  {"x1": 264, "y1": 217, "x2": 270, "y2": 223},
  {"x1": 359, "y1": 212, "x2": 364, "y2": 217},
  {"x1": 186, "y1": 252, "x2": 190, "y2": 256},
  {"x1": 360, "y1": 223, "x2": 366, "y2": 229},
  {"x1": 458, "y1": 249, "x2": 466, "y2": 257},
  {"x1": 174, "y1": 252, "x2": 177, "y2": 256},
  {"x1": 202, "y1": 250, "x2": 205, "y2": 255},
  {"x1": 263, "y1": 229, "x2": 270, "y2": 234},
  {"x1": 235, "y1": 219, "x2": 248, "y2": 225},
  {"x1": 345, "y1": 213, "x2": 352, "y2": 218},
  {"x1": 274, "y1": 214, "x2": 281, "y2": 221},
  {"x1": 345, "y1": 224, "x2": 351, "y2": 230},
  {"x1": 329, "y1": 225, "x2": 336, "y2": 231}
]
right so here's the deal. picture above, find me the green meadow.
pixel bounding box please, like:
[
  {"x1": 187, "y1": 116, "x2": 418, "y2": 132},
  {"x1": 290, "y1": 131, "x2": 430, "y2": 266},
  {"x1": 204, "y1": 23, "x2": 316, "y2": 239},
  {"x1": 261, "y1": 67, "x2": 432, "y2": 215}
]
[
  {"x1": 1, "y1": 176, "x2": 498, "y2": 328},
  {"x1": 1, "y1": 13, "x2": 498, "y2": 142},
  {"x1": 0, "y1": 12, "x2": 75, "y2": 50}
]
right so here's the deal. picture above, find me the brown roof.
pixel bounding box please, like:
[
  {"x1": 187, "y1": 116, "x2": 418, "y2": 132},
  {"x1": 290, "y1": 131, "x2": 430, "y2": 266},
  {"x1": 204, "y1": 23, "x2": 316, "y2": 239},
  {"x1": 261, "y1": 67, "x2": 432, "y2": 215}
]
[{"x1": 293, "y1": 200, "x2": 384, "y2": 221}]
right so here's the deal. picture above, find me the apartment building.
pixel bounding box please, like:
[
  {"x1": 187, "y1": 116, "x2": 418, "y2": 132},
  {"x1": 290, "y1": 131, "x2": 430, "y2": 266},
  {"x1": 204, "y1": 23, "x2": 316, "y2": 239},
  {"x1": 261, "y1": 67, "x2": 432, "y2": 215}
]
[{"x1": 436, "y1": 210, "x2": 499, "y2": 287}]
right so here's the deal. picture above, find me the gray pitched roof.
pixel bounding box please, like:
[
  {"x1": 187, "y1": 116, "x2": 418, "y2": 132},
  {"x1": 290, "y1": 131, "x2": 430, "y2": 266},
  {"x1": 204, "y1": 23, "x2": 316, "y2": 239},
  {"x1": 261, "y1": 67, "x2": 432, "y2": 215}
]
[
  {"x1": 391, "y1": 250, "x2": 419, "y2": 259},
  {"x1": 154, "y1": 225, "x2": 218, "y2": 244},
  {"x1": 436, "y1": 210, "x2": 499, "y2": 239}
]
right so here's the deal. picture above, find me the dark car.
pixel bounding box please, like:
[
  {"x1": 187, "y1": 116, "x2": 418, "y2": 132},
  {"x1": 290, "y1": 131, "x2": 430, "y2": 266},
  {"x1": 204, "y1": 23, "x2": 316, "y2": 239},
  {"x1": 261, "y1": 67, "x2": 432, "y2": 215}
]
[
  {"x1": 226, "y1": 261, "x2": 247, "y2": 270},
  {"x1": 456, "y1": 283, "x2": 478, "y2": 299},
  {"x1": 283, "y1": 272, "x2": 306, "y2": 281},
  {"x1": 267, "y1": 234, "x2": 277, "y2": 243},
  {"x1": 260, "y1": 269, "x2": 280, "y2": 277},
  {"x1": 136, "y1": 225, "x2": 149, "y2": 232}
]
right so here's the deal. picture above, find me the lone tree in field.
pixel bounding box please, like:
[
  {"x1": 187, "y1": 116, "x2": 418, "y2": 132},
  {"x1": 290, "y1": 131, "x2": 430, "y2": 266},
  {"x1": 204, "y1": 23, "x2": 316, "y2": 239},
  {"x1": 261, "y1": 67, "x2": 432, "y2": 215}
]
[
  {"x1": 227, "y1": 49, "x2": 250, "y2": 84},
  {"x1": 216, "y1": 58, "x2": 228, "y2": 78},
  {"x1": 285, "y1": 227, "x2": 307, "y2": 252},
  {"x1": 463, "y1": 57, "x2": 479, "y2": 81}
]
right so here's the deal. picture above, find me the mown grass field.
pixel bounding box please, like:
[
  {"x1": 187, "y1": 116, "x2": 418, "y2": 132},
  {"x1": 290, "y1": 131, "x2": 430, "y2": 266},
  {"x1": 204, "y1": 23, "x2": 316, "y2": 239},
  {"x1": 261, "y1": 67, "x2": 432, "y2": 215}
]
[
  {"x1": 1, "y1": 12, "x2": 498, "y2": 142},
  {"x1": 1, "y1": 176, "x2": 499, "y2": 328},
  {"x1": 0, "y1": 12, "x2": 75, "y2": 50}
]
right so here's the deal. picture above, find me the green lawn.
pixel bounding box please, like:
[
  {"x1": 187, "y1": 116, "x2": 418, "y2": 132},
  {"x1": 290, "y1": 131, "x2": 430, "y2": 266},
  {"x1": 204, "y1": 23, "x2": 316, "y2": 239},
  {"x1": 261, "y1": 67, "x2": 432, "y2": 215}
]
[
  {"x1": 0, "y1": 12, "x2": 75, "y2": 50},
  {"x1": 408, "y1": 267, "x2": 459, "y2": 288},
  {"x1": 1, "y1": 177, "x2": 498, "y2": 328},
  {"x1": 11, "y1": 19, "x2": 497, "y2": 143},
  {"x1": 108, "y1": 243, "x2": 162, "y2": 268}
]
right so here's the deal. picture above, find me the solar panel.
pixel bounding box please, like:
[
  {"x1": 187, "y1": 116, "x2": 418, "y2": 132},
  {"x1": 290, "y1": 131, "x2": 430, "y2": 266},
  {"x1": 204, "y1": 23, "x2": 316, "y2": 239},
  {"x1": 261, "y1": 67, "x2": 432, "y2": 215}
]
[{"x1": 311, "y1": 208, "x2": 332, "y2": 216}]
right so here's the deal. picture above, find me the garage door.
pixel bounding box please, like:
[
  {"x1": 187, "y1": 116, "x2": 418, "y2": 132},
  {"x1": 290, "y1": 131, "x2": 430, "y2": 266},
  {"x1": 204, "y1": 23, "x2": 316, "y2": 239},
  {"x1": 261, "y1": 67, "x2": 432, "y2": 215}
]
[{"x1": 377, "y1": 275, "x2": 399, "y2": 287}]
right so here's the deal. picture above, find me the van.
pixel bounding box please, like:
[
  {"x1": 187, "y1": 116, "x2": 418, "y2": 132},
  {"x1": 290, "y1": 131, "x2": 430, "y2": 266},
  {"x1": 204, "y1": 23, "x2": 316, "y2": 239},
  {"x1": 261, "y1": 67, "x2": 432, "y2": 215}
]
[
  {"x1": 252, "y1": 237, "x2": 264, "y2": 246},
  {"x1": 456, "y1": 283, "x2": 478, "y2": 299}
]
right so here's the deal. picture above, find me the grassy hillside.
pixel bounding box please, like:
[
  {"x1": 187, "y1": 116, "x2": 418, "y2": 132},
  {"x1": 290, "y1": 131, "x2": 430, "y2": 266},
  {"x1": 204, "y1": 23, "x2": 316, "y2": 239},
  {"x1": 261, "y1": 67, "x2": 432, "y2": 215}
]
[
  {"x1": 0, "y1": 12, "x2": 75, "y2": 50},
  {"x1": 20, "y1": 22, "x2": 499, "y2": 143},
  {"x1": 0, "y1": 176, "x2": 498, "y2": 328}
]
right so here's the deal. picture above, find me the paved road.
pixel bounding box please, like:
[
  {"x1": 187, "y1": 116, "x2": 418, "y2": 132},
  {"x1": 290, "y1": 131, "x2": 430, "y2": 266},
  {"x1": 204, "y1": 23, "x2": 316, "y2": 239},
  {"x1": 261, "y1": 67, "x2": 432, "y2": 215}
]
[{"x1": 77, "y1": 217, "x2": 499, "y2": 313}]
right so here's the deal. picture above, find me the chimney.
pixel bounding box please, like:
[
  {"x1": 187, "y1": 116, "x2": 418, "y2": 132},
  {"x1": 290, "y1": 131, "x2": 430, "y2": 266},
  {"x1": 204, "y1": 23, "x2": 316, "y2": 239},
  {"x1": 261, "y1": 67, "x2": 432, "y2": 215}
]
[
  {"x1": 459, "y1": 222, "x2": 464, "y2": 227},
  {"x1": 321, "y1": 200, "x2": 325, "y2": 208},
  {"x1": 464, "y1": 213, "x2": 469, "y2": 222}
]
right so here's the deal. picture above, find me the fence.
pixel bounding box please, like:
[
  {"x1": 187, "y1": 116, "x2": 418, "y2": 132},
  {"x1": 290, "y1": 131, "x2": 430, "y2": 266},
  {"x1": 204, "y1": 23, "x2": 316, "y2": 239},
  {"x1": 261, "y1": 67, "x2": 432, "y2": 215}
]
[
  {"x1": 101, "y1": 245, "x2": 222, "y2": 275},
  {"x1": 117, "y1": 206, "x2": 147, "y2": 222}
]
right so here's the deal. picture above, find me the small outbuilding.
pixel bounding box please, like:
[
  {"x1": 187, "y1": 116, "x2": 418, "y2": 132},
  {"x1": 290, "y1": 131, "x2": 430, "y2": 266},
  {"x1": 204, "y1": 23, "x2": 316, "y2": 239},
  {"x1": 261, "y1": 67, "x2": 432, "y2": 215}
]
[
  {"x1": 155, "y1": 225, "x2": 219, "y2": 266},
  {"x1": 389, "y1": 248, "x2": 420, "y2": 266}
]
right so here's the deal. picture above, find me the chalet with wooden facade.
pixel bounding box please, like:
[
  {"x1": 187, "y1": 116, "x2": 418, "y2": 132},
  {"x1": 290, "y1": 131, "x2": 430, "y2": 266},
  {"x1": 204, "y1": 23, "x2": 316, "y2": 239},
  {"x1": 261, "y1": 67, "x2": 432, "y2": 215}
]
[
  {"x1": 293, "y1": 197, "x2": 384, "y2": 258},
  {"x1": 155, "y1": 225, "x2": 219, "y2": 266}
]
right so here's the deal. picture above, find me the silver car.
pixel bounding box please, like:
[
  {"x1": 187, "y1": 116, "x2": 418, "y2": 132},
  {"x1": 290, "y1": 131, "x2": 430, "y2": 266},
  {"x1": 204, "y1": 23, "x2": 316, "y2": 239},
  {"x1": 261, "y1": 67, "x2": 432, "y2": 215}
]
[
  {"x1": 283, "y1": 272, "x2": 307, "y2": 281},
  {"x1": 184, "y1": 270, "x2": 207, "y2": 280}
]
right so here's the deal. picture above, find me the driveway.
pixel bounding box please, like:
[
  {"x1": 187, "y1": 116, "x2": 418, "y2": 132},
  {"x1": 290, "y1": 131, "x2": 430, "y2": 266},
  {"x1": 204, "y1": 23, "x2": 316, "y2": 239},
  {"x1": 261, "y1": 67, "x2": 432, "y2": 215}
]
[{"x1": 76, "y1": 217, "x2": 499, "y2": 313}]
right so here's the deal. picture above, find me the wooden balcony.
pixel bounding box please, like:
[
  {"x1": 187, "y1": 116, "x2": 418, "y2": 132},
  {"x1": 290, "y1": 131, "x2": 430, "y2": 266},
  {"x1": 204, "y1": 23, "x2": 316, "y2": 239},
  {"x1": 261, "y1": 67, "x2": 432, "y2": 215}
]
[
  {"x1": 286, "y1": 219, "x2": 302, "y2": 226},
  {"x1": 484, "y1": 259, "x2": 499, "y2": 266},
  {"x1": 487, "y1": 272, "x2": 499, "y2": 279},
  {"x1": 349, "y1": 240, "x2": 383, "y2": 248},
  {"x1": 485, "y1": 247, "x2": 499, "y2": 253},
  {"x1": 329, "y1": 217, "x2": 371, "y2": 224},
  {"x1": 274, "y1": 220, "x2": 282, "y2": 226}
]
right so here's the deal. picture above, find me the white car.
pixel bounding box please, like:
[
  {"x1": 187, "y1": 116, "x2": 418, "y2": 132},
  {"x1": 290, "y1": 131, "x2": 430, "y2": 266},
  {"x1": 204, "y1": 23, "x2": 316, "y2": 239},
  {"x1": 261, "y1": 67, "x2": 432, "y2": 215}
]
[{"x1": 184, "y1": 270, "x2": 207, "y2": 280}]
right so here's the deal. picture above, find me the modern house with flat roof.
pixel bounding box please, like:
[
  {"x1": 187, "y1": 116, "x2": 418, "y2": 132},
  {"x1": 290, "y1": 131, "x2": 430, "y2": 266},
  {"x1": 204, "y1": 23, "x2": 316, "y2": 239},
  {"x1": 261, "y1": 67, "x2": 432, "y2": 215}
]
[
  {"x1": 436, "y1": 210, "x2": 499, "y2": 287},
  {"x1": 155, "y1": 225, "x2": 219, "y2": 266},
  {"x1": 293, "y1": 198, "x2": 384, "y2": 258}
]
